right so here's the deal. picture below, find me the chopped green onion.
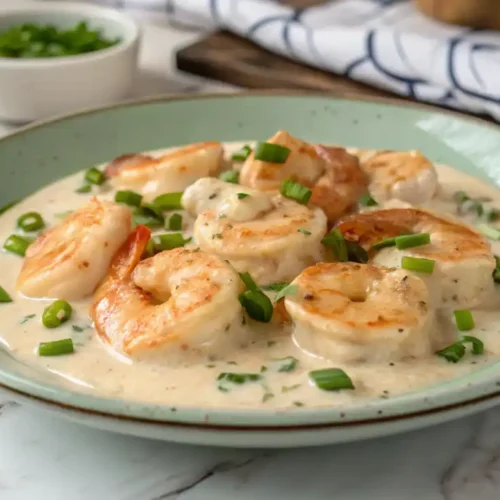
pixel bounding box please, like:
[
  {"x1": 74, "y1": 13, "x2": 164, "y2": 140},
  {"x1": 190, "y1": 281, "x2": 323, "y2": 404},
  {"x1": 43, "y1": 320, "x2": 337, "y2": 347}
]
[
  {"x1": 454, "y1": 310, "x2": 475, "y2": 331},
  {"x1": 75, "y1": 184, "x2": 92, "y2": 194},
  {"x1": 217, "y1": 372, "x2": 262, "y2": 391},
  {"x1": 144, "y1": 239, "x2": 156, "y2": 258},
  {"x1": 462, "y1": 335, "x2": 484, "y2": 355},
  {"x1": 262, "y1": 392, "x2": 274, "y2": 403},
  {"x1": 280, "y1": 179, "x2": 312, "y2": 205},
  {"x1": 38, "y1": 338, "x2": 74, "y2": 357},
  {"x1": 436, "y1": 342, "x2": 466, "y2": 363},
  {"x1": 0, "y1": 285, "x2": 12, "y2": 303},
  {"x1": 239, "y1": 290, "x2": 273, "y2": 323},
  {"x1": 237, "y1": 193, "x2": 249, "y2": 200},
  {"x1": 165, "y1": 213, "x2": 183, "y2": 231},
  {"x1": 345, "y1": 240, "x2": 369, "y2": 263},
  {"x1": 395, "y1": 233, "x2": 431, "y2": 250},
  {"x1": 254, "y1": 142, "x2": 291, "y2": 163},
  {"x1": 487, "y1": 208, "x2": 500, "y2": 222},
  {"x1": 453, "y1": 191, "x2": 469, "y2": 204},
  {"x1": 321, "y1": 228, "x2": 347, "y2": 262},
  {"x1": 309, "y1": 368, "x2": 355, "y2": 391},
  {"x1": 274, "y1": 284, "x2": 298, "y2": 302},
  {"x1": 282, "y1": 384, "x2": 301, "y2": 392},
  {"x1": 493, "y1": 256, "x2": 500, "y2": 283},
  {"x1": 3, "y1": 234, "x2": 31, "y2": 257},
  {"x1": 151, "y1": 192, "x2": 183, "y2": 211},
  {"x1": 0, "y1": 200, "x2": 19, "y2": 215},
  {"x1": 115, "y1": 190, "x2": 143, "y2": 207},
  {"x1": 372, "y1": 236, "x2": 398, "y2": 250},
  {"x1": 239, "y1": 272, "x2": 259, "y2": 292},
  {"x1": 476, "y1": 223, "x2": 500, "y2": 241},
  {"x1": 132, "y1": 207, "x2": 164, "y2": 229},
  {"x1": 17, "y1": 212, "x2": 45, "y2": 232},
  {"x1": 298, "y1": 228, "x2": 311, "y2": 235},
  {"x1": 219, "y1": 170, "x2": 240, "y2": 183},
  {"x1": 359, "y1": 193, "x2": 378, "y2": 207},
  {"x1": 72, "y1": 325, "x2": 85, "y2": 333},
  {"x1": 231, "y1": 145, "x2": 252, "y2": 162},
  {"x1": 272, "y1": 356, "x2": 298, "y2": 372},
  {"x1": 401, "y1": 256, "x2": 435, "y2": 274},
  {"x1": 84, "y1": 167, "x2": 106, "y2": 185},
  {"x1": 154, "y1": 233, "x2": 191, "y2": 251},
  {"x1": 42, "y1": 300, "x2": 72, "y2": 328},
  {"x1": 262, "y1": 282, "x2": 289, "y2": 292}
]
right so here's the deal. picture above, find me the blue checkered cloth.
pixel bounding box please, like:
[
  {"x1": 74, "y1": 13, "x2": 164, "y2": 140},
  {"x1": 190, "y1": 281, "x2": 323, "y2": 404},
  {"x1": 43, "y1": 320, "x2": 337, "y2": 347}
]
[{"x1": 98, "y1": 0, "x2": 500, "y2": 120}]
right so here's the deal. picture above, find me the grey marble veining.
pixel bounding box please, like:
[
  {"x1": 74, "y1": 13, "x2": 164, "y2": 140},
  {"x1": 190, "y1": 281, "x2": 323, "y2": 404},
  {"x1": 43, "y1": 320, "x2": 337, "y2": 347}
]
[{"x1": 1, "y1": 400, "x2": 500, "y2": 499}]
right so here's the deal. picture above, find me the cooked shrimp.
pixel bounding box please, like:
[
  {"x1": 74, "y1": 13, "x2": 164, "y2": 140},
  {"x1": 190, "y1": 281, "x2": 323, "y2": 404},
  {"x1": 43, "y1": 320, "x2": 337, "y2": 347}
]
[
  {"x1": 105, "y1": 142, "x2": 223, "y2": 202},
  {"x1": 91, "y1": 226, "x2": 246, "y2": 360},
  {"x1": 355, "y1": 150, "x2": 439, "y2": 205},
  {"x1": 239, "y1": 131, "x2": 367, "y2": 221},
  {"x1": 286, "y1": 262, "x2": 436, "y2": 363},
  {"x1": 17, "y1": 198, "x2": 131, "y2": 300},
  {"x1": 182, "y1": 178, "x2": 327, "y2": 284},
  {"x1": 336, "y1": 208, "x2": 495, "y2": 308}
]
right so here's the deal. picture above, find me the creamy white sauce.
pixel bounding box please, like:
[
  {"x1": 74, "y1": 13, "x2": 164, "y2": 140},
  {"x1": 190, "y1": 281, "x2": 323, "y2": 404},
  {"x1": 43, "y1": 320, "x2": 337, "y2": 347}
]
[{"x1": 2, "y1": 143, "x2": 500, "y2": 410}]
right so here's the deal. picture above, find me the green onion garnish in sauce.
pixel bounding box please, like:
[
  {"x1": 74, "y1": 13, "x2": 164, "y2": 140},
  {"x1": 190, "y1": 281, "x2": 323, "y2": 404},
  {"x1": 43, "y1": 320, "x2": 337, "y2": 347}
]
[
  {"x1": 231, "y1": 145, "x2": 252, "y2": 162},
  {"x1": 154, "y1": 233, "x2": 191, "y2": 251},
  {"x1": 38, "y1": 338, "x2": 74, "y2": 357},
  {"x1": 115, "y1": 190, "x2": 143, "y2": 207},
  {"x1": 254, "y1": 142, "x2": 291, "y2": 163},
  {"x1": 84, "y1": 167, "x2": 106, "y2": 185},
  {"x1": 238, "y1": 272, "x2": 273, "y2": 323},
  {"x1": 219, "y1": 170, "x2": 240, "y2": 184},
  {"x1": 75, "y1": 184, "x2": 92, "y2": 194},
  {"x1": 17, "y1": 212, "x2": 45, "y2": 232},
  {"x1": 217, "y1": 372, "x2": 262, "y2": 392},
  {"x1": 436, "y1": 336, "x2": 484, "y2": 362},
  {"x1": 372, "y1": 236, "x2": 398, "y2": 250},
  {"x1": 42, "y1": 300, "x2": 73, "y2": 328},
  {"x1": 165, "y1": 213, "x2": 183, "y2": 231},
  {"x1": 395, "y1": 233, "x2": 430, "y2": 250},
  {"x1": 3, "y1": 234, "x2": 32, "y2": 257},
  {"x1": 274, "y1": 284, "x2": 298, "y2": 303},
  {"x1": 476, "y1": 223, "x2": 500, "y2": 241},
  {"x1": 345, "y1": 240, "x2": 369, "y2": 263},
  {"x1": 151, "y1": 192, "x2": 183, "y2": 211},
  {"x1": 0, "y1": 285, "x2": 12, "y2": 303},
  {"x1": 309, "y1": 368, "x2": 355, "y2": 391},
  {"x1": 272, "y1": 356, "x2": 298, "y2": 372},
  {"x1": 359, "y1": 193, "x2": 378, "y2": 207},
  {"x1": 454, "y1": 310, "x2": 475, "y2": 331},
  {"x1": 280, "y1": 179, "x2": 312, "y2": 205},
  {"x1": 321, "y1": 228, "x2": 348, "y2": 262},
  {"x1": 237, "y1": 193, "x2": 249, "y2": 200},
  {"x1": 262, "y1": 282, "x2": 289, "y2": 292},
  {"x1": 401, "y1": 256, "x2": 435, "y2": 274}
]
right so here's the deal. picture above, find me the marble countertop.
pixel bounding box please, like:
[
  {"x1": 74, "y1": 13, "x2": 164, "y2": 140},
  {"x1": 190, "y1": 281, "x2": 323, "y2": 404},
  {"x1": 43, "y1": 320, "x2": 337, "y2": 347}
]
[{"x1": 1, "y1": 3, "x2": 500, "y2": 499}]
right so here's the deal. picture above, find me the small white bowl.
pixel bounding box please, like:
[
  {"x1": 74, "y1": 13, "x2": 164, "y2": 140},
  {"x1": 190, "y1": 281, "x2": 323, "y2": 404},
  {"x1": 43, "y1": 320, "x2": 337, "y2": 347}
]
[{"x1": 0, "y1": 2, "x2": 140, "y2": 123}]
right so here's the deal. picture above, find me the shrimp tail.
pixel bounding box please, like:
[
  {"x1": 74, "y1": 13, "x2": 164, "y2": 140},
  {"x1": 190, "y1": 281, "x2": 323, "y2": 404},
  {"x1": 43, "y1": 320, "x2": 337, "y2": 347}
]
[{"x1": 109, "y1": 225, "x2": 151, "y2": 280}]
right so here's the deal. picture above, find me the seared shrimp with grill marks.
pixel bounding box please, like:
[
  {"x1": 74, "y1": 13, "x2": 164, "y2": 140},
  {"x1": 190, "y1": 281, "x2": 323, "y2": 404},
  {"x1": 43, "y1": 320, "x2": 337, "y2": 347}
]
[
  {"x1": 91, "y1": 226, "x2": 246, "y2": 360},
  {"x1": 353, "y1": 149, "x2": 439, "y2": 205},
  {"x1": 239, "y1": 130, "x2": 367, "y2": 222},
  {"x1": 182, "y1": 178, "x2": 327, "y2": 285},
  {"x1": 105, "y1": 141, "x2": 223, "y2": 202},
  {"x1": 285, "y1": 262, "x2": 436, "y2": 363},
  {"x1": 17, "y1": 198, "x2": 131, "y2": 300},
  {"x1": 336, "y1": 208, "x2": 495, "y2": 309}
]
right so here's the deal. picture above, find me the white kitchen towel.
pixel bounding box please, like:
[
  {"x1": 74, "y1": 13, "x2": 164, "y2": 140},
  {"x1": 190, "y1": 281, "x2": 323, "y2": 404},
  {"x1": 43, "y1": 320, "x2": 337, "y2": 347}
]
[{"x1": 99, "y1": 0, "x2": 500, "y2": 120}]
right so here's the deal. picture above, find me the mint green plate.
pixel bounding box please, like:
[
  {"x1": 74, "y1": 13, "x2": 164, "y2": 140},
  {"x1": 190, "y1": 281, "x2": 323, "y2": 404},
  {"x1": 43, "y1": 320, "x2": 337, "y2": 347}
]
[{"x1": 1, "y1": 91, "x2": 500, "y2": 448}]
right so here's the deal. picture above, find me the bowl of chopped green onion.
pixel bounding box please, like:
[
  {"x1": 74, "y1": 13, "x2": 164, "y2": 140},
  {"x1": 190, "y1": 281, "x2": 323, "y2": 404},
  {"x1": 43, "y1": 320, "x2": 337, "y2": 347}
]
[{"x1": 0, "y1": 1, "x2": 140, "y2": 122}]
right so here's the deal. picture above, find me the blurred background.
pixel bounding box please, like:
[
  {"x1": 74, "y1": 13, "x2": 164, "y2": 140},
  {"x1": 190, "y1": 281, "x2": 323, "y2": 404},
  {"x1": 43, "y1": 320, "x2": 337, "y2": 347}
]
[{"x1": 0, "y1": 0, "x2": 498, "y2": 130}]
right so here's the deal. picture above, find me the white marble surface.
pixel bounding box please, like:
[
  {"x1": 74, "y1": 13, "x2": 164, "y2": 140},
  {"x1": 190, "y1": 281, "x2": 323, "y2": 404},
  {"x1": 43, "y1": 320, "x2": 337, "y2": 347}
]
[{"x1": 2, "y1": 2, "x2": 500, "y2": 499}]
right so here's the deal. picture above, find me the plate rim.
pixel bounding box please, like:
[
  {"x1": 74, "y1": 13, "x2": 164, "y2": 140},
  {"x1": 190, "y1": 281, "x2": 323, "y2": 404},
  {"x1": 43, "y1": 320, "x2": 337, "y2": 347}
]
[{"x1": 2, "y1": 89, "x2": 500, "y2": 429}]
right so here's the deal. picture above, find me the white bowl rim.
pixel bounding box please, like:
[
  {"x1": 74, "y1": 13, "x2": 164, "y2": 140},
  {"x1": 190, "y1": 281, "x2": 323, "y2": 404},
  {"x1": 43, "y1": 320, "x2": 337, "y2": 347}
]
[{"x1": 0, "y1": 1, "x2": 140, "y2": 67}]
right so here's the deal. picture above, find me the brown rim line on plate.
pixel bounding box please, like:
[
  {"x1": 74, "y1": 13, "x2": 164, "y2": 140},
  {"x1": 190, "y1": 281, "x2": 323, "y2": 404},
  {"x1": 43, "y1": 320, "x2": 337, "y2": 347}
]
[
  {"x1": 1, "y1": 89, "x2": 499, "y2": 146},
  {"x1": 3, "y1": 381, "x2": 500, "y2": 431}
]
